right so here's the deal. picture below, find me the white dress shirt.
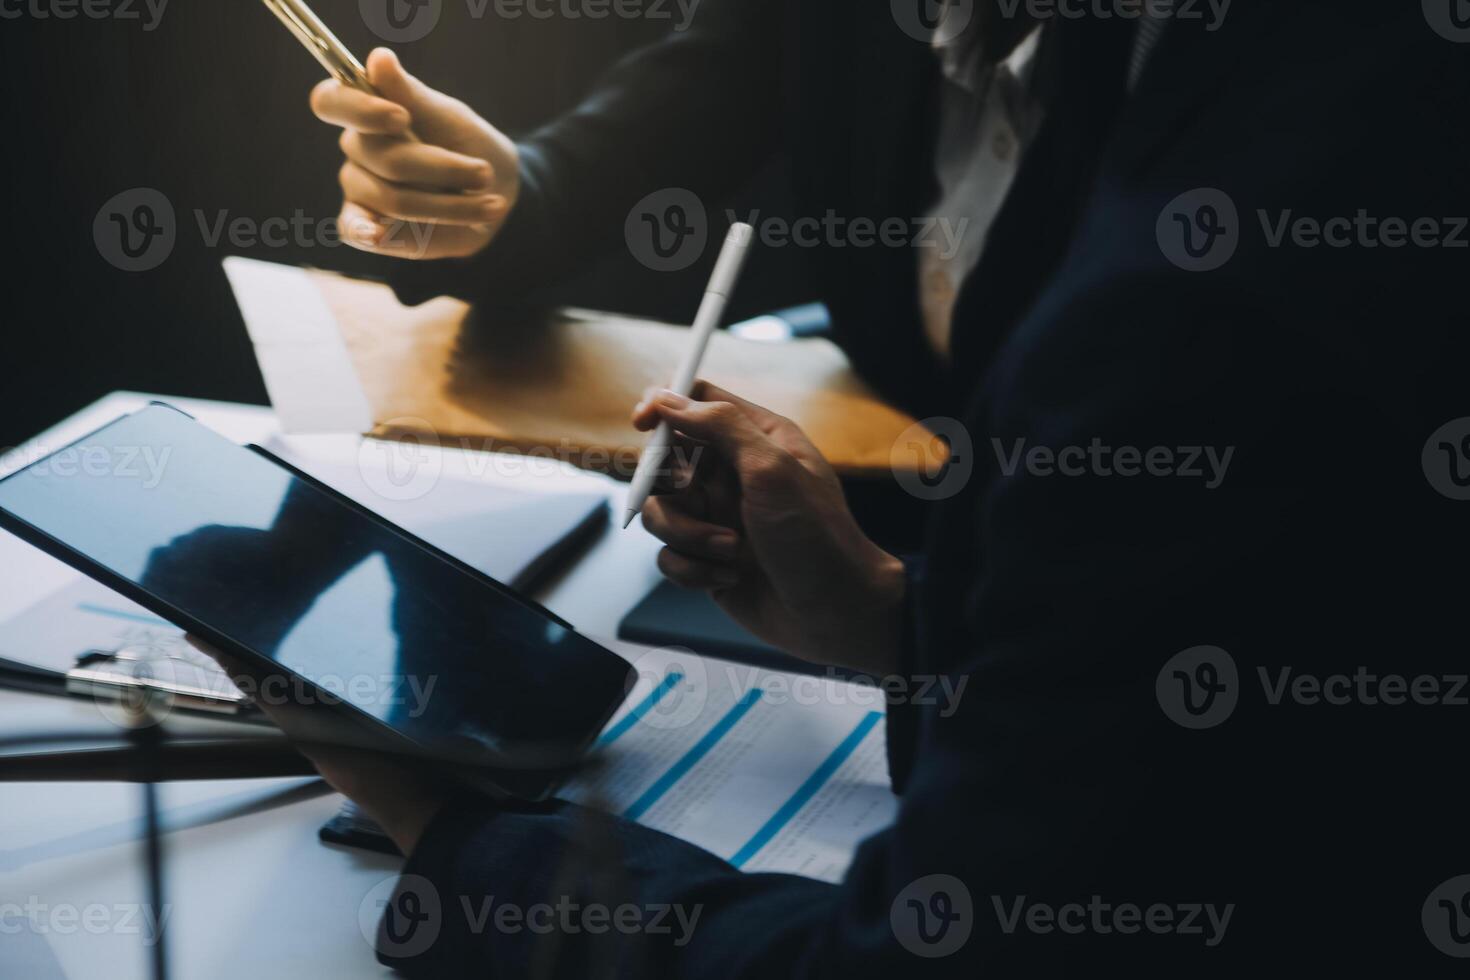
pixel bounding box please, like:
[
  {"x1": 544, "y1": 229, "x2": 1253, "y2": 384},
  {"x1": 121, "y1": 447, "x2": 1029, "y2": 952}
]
[{"x1": 919, "y1": 4, "x2": 1174, "y2": 358}]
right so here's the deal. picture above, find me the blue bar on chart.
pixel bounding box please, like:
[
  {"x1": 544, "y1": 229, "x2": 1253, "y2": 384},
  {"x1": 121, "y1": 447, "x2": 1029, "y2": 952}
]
[
  {"x1": 622, "y1": 687, "x2": 765, "y2": 821},
  {"x1": 729, "y1": 709, "x2": 884, "y2": 868},
  {"x1": 77, "y1": 602, "x2": 171, "y2": 627},
  {"x1": 597, "y1": 671, "x2": 684, "y2": 748}
]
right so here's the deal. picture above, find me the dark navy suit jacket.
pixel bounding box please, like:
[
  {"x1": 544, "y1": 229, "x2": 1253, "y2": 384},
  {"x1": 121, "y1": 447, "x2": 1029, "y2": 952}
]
[{"x1": 378, "y1": 1, "x2": 1470, "y2": 973}]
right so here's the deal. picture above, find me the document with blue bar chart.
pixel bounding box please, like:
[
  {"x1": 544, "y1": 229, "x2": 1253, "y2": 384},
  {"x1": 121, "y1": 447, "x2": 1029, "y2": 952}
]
[
  {"x1": 563, "y1": 640, "x2": 899, "y2": 883},
  {"x1": 0, "y1": 579, "x2": 900, "y2": 883}
]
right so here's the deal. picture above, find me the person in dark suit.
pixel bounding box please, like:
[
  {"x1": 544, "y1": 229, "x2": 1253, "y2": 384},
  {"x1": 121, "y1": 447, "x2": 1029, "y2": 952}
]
[{"x1": 276, "y1": 0, "x2": 1470, "y2": 973}]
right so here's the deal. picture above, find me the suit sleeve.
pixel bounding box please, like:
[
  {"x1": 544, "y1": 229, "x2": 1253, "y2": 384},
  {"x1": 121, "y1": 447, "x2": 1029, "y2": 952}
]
[{"x1": 369, "y1": 266, "x2": 1393, "y2": 976}]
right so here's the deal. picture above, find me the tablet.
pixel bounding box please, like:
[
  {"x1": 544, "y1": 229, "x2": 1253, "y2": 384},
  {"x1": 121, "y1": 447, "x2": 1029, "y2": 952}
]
[{"x1": 0, "y1": 403, "x2": 634, "y2": 798}]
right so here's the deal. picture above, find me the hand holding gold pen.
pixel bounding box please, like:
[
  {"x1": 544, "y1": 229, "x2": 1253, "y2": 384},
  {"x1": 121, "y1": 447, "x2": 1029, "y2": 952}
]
[{"x1": 258, "y1": 0, "x2": 519, "y2": 259}]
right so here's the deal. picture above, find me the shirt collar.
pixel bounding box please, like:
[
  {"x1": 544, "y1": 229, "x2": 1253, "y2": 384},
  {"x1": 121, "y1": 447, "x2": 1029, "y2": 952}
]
[{"x1": 932, "y1": 2, "x2": 1044, "y2": 94}]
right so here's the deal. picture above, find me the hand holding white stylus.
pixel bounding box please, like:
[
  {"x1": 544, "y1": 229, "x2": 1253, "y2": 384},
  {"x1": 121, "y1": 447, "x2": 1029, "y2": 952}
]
[{"x1": 623, "y1": 223, "x2": 755, "y2": 529}]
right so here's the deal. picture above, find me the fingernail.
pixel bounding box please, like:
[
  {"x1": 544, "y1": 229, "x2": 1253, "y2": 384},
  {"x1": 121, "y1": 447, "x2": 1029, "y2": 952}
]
[
  {"x1": 657, "y1": 389, "x2": 690, "y2": 408},
  {"x1": 633, "y1": 387, "x2": 660, "y2": 416},
  {"x1": 709, "y1": 534, "x2": 738, "y2": 560},
  {"x1": 350, "y1": 220, "x2": 384, "y2": 246},
  {"x1": 479, "y1": 197, "x2": 504, "y2": 221}
]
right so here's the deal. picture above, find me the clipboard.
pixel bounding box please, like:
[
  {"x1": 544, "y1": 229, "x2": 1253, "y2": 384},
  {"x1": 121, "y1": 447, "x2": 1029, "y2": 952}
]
[{"x1": 224, "y1": 257, "x2": 943, "y2": 481}]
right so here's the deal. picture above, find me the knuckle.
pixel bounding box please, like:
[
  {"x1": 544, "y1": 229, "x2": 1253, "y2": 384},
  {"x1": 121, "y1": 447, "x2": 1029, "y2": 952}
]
[
  {"x1": 461, "y1": 160, "x2": 491, "y2": 188},
  {"x1": 375, "y1": 145, "x2": 411, "y2": 181},
  {"x1": 742, "y1": 451, "x2": 794, "y2": 490},
  {"x1": 704, "y1": 401, "x2": 741, "y2": 426},
  {"x1": 664, "y1": 515, "x2": 703, "y2": 548},
  {"x1": 655, "y1": 548, "x2": 686, "y2": 579},
  {"x1": 640, "y1": 502, "x2": 670, "y2": 536},
  {"x1": 444, "y1": 195, "x2": 474, "y2": 220}
]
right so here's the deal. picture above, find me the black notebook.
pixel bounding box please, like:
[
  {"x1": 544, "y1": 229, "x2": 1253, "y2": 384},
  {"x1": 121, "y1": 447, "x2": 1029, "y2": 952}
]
[
  {"x1": 267, "y1": 446, "x2": 610, "y2": 594},
  {"x1": 618, "y1": 580, "x2": 851, "y2": 678}
]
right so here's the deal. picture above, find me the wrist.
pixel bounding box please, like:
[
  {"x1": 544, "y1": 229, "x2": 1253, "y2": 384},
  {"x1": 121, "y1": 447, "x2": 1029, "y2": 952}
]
[{"x1": 838, "y1": 549, "x2": 907, "y2": 676}]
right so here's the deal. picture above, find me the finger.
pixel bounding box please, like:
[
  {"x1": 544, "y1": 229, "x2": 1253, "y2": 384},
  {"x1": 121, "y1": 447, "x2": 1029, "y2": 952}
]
[
  {"x1": 632, "y1": 385, "x2": 661, "y2": 428},
  {"x1": 650, "y1": 431, "x2": 711, "y2": 494},
  {"x1": 184, "y1": 635, "x2": 250, "y2": 687},
  {"x1": 339, "y1": 161, "x2": 507, "y2": 224},
  {"x1": 310, "y1": 79, "x2": 412, "y2": 136},
  {"x1": 643, "y1": 389, "x2": 788, "y2": 477},
  {"x1": 657, "y1": 548, "x2": 742, "y2": 590},
  {"x1": 184, "y1": 636, "x2": 301, "y2": 732},
  {"x1": 633, "y1": 385, "x2": 697, "y2": 433},
  {"x1": 185, "y1": 641, "x2": 412, "y2": 774},
  {"x1": 337, "y1": 201, "x2": 490, "y2": 259},
  {"x1": 642, "y1": 497, "x2": 740, "y2": 560},
  {"x1": 340, "y1": 131, "x2": 494, "y2": 192},
  {"x1": 636, "y1": 385, "x2": 784, "y2": 440},
  {"x1": 632, "y1": 404, "x2": 660, "y2": 432},
  {"x1": 633, "y1": 393, "x2": 712, "y2": 490},
  {"x1": 687, "y1": 379, "x2": 791, "y2": 434},
  {"x1": 290, "y1": 742, "x2": 388, "y2": 791},
  {"x1": 365, "y1": 48, "x2": 460, "y2": 130}
]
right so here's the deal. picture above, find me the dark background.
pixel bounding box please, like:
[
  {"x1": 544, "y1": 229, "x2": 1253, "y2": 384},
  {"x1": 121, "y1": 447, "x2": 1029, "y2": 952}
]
[{"x1": 0, "y1": 0, "x2": 811, "y2": 447}]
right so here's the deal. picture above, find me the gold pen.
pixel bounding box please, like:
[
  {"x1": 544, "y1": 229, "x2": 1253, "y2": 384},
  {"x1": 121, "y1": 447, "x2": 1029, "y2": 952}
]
[{"x1": 259, "y1": 0, "x2": 376, "y2": 95}]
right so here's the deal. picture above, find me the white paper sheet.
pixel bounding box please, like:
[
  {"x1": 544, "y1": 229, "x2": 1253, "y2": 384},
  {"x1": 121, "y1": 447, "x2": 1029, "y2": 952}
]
[
  {"x1": 222, "y1": 257, "x2": 374, "y2": 434},
  {"x1": 563, "y1": 640, "x2": 899, "y2": 883}
]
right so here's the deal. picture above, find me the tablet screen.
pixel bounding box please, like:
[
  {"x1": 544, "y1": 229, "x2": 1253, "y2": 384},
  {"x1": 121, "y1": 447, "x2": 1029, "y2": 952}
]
[{"x1": 0, "y1": 404, "x2": 632, "y2": 763}]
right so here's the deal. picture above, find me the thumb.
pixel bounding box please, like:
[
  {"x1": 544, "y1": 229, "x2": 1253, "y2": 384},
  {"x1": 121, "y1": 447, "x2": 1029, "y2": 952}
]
[{"x1": 365, "y1": 47, "x2": 449, "y2": 124}]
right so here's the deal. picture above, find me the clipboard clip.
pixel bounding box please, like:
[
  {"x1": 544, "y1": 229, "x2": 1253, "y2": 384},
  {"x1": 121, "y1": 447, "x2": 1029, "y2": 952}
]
[{"x1": 66, "y1": 646, "x2": 264, "y2": 721}]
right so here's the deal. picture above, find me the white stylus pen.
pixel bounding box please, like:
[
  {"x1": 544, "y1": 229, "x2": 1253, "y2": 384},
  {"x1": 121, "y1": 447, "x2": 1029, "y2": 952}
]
[{"x1": 623, "y1": 222, "x2": 755, "y2": 529}]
